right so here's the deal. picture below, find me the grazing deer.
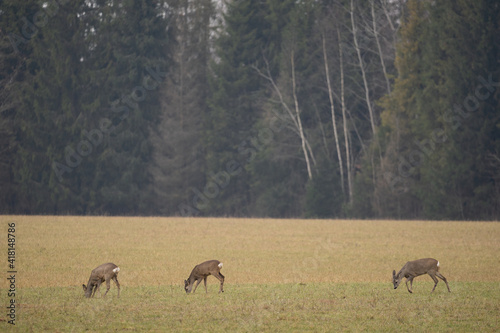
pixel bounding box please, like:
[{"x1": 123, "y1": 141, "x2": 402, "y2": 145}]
[
  {"x1": 392, "y1": 258, "x2": 451, "y2": 293},
  {"x1": 83, "y1": 263, "x2": 120, "y2": 298},
  {"x1": 184, "y1": 260, "x2": 224, "y2": 294}
]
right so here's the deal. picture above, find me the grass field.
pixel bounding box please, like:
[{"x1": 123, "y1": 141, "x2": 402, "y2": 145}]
[{"x1": 1, "y1": 216, "x2": 499, "y2": 331}]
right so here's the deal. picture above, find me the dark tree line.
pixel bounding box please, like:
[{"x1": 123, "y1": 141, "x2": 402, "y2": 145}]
[{"x1": 1, "y1": 0, "x2": 499, "y2": 220}]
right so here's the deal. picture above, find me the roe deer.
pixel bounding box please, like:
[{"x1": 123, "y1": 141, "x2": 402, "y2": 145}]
[
  {"x1": 392, "y1": 258, "x2": 450, "y2": 293},
  {"x1": 184, "y1": 260, "x2": 224, "y2": 294},
  {"x1": 83, "y1": 263, "x2": 120, "y2": 298}
]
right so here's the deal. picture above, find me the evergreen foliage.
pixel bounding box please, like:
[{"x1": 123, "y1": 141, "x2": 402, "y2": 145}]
[{"x1": 1, "y1": 0, "x2": 498, "y2": 219}]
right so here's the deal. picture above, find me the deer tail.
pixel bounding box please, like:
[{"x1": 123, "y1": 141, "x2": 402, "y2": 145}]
[
  {"x1": 113, "y1": 267, "x2": 120, "y2": 274},
  {"x1": 218, "y1": 262, "x2": 223, "y2": 269}
]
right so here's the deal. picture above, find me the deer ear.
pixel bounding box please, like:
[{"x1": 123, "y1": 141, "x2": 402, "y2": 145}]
[
  {"x1": 82, "y1": 284, "x2": 87, "y2": 291},
  {"x1": 392, "y1": 270, "x2": 396, "y2": 277}
]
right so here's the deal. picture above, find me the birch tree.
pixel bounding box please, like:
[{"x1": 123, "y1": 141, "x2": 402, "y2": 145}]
[
  {"x1": 350, "y1": 0, "x2": 377, "y2": 136},
  {"x1": 322, "y1": 33, "x2": 344, "y2": 193}
]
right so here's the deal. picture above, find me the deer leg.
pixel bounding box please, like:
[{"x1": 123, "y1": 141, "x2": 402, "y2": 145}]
[
  {"x1": 113, "y1": 276, "x2": 121, "y2": 298},
  {"x1": 103, "y1": 278, "x2": 111, "y2": 297},
  {"x1": 98, "y1": 277, "x2": 107, "y2": 297},
  {"x1": 192, "y1": 279, "x2": 202, "y2": 294},
  {"x1": 219, "y1": 272, "x2": 225, "y2": 293},
  {"x1": 429, "y1": 273, "x2": 439, "y2": 293},
  {"x1": 93, "y1": 281, "x2": 102, "y2": 297},
  {"x1": 435, "y1": 272, "x2": 451, "y2": 292},
  {"x1": 213, "y1": 272, "x2": 225, "y2": 293},
  {"x1": 405, "y1": 278, "x2": 413, "y2": 293},
  {"x1": 95, "y1": 286, "x2": 100, "y2": 297},
  {"x1": 203, "y1": 277, "x2": 208, "y2": 293}
]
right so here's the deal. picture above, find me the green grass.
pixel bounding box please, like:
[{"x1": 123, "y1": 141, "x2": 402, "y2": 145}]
[
  {"x1": 1, "y1": 216, "x2": 499, "y2": 331},
  {"x1": 11, "y1": 282, "x2": 500, "y2": 332}
]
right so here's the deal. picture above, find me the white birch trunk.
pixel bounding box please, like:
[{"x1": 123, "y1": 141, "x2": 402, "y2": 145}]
[
  {"x1": 322, "y1": 34, "x2": 345, "y2": 194},
  {"x1": 291, "y1": 50, "x2": 313, "y2": 180},
  {"x1": 338, "y1": 28, "x2": 353, "y2": 203},
  {"x1": 350, "y1": 0, "x2": 377, "y2": 136}
]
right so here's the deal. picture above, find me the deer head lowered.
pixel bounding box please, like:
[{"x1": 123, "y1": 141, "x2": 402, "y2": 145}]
[
  {"x1": 83, "y1": 262, "x2": 120, "y2": 298},
  {"x1": 392, "y1": 258, "x2": 450, "y2": 293},
  {"x1": 184, "y1": 260, "x2": 224, "y2": 294}
]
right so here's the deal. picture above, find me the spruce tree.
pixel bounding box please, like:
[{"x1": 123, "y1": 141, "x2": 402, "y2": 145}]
[
  {"x1": 151, "y1": 0, "x2": 214, "y2": 216},
  {"x1": 80, "y1": 0, "x2": 171, "y2": 215},
  {"x1": 13, "y1": 0, "x2": 89, "y2": 213},
  {"x1": 203, "y1": 0, "x2": 271, "y2": 216},
  {"x1": 6, "y1": 0, "x2": 171, "y2": 214},
  {"x1": 0, "y1": 0, "x2": 40, "y2": 212},
  {"x1": 379, "y1": 0, "x2": 500, "y2": 219}
]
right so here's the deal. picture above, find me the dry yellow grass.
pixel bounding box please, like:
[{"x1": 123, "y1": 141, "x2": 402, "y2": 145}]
[
  {"x1": 2, "y1": 216, "x2": 499, "y2": 290},
  {"x1": 1, "y1": 216, "x2": 499, "y2": 331}
]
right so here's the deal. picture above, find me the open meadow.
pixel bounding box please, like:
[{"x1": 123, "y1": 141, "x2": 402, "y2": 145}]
[{"x1": 1, "y1": 216, "x2": 499, "y2": 331}]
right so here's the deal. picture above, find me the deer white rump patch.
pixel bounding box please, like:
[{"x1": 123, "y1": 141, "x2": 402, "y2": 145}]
[
  {"x1": 437, "y1": 261, "x2": 440, "y2": 267},
  {"x1": 113, "y1": 267, "x2": 120, "y2": 273},
  {"x1": 218, "y1": 263, "x2": 223, "y2": 269}
]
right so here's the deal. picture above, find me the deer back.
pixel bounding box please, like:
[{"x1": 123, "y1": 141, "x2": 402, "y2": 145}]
[
  {"x1": 190, "y1": 260, "x2": 221, "y2": 279},
  {"x1": 401, "y1": 258, "x2": 439, "y2": 276},
  {"x1": 84, "y1": 263, "x2": 120, "y2": 297},
  {"x1": 184, "y1": 260, "x2": 222, "y2": 293},
  {"x1": 393, "y1": 258, "x2": 439, "y2": 288}
]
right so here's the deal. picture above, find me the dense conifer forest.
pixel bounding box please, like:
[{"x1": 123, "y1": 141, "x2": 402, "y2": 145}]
[{"x1": 1, "y1": 0, "x2": 499, "y2": 219}]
